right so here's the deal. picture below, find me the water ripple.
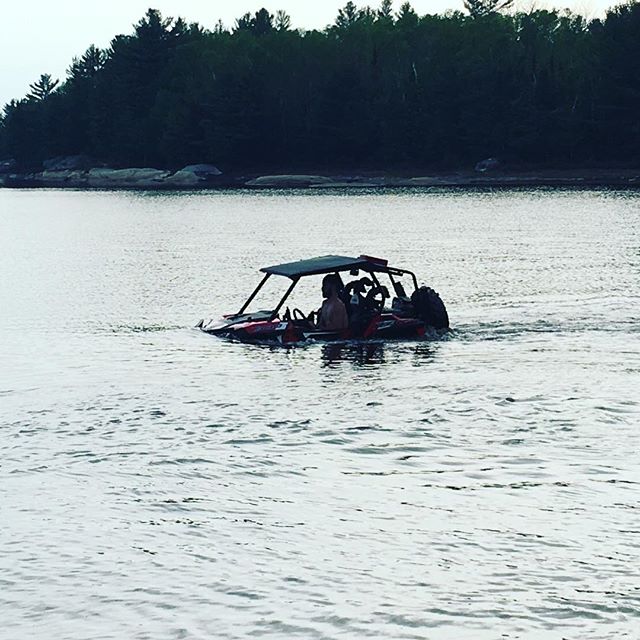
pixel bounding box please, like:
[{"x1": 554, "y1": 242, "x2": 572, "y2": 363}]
[{"x1": 1, "y1": 188, "x2": 639, "y2": 639}]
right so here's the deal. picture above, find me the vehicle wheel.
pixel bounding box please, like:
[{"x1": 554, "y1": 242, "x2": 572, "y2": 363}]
[{"x1": 411, "y1": 286, "x2": 450, "y2": 330}]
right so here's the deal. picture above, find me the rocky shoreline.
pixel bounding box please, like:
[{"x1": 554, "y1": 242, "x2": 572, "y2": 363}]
[
  {"x1": 0, "y1": 163, "x2": 228, "y2": 190},
  {"x1": 1, "y1": 165, "x2": 640, "y2": 190}
]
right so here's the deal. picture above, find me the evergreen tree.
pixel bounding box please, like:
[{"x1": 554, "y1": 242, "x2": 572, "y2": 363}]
[
  {"x1": 235, "y1": 13, "x2": 254, "y2": 32},
  {"x1": 67, "y1": 46, "x2": 107, "y2": 83},
  {"x1": 235, "y1": 8, "x2": 274, "y2": 35},
  {"x1": 1, "y1": 2, "x2": 638, "y2": 169},
  {"x1": 464, "y1": 0, "x2": 514, "y2": 18},
  {"x1": 397, "y1": 2, "x2": 418, "y2": 27},
  {"x1": 275, "y1": 10, "x2": 292, "y2": 31},
  {"x1": 27, "y1": 74, "x2": 59, "y2": 102},
  {"x1": 378, "y1": 0, "x2": 394, "y2": 21},
  {"x1": 253, "y1": 8, "x2": 274, "y2": 35},
  {"x1": 335, "y1": 2, "x2": 361, "y2": 29}
]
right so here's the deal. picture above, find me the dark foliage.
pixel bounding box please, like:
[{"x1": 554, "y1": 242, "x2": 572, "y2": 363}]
[
  {"x1": 1, "y1": 2, "x2": 639, "y2": 169},
  {"x1": 464, "y1": 0, "x2": 514, "y2": 19}
]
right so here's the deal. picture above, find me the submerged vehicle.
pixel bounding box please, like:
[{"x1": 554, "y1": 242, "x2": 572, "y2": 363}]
[{"x1": 197, "y1": 254, "x2": 449, "y2": 344}]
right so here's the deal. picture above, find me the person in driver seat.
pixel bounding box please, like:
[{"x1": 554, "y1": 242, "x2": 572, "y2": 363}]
[{"x1": 317, "y1": 274, "x2": 349, "y2": 331}]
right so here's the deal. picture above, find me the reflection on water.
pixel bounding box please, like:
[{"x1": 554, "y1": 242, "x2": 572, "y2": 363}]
[
  {"x1": 411, "y1": 342, "x2": 438, "y2": 365},
  {"x1": 321, "y1": 341, "x2": 386, "y2": 366},
  {"x1": 320, "y1": 341, "x2": 440, "y2": 367},
  {"x1": 1, "y1": 187, "x2": 639, "y2": 640}
]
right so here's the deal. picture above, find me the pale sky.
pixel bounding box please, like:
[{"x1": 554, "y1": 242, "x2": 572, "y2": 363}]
[{"x1": 0, "y1": 0, "x2": 609, "y2": 108}]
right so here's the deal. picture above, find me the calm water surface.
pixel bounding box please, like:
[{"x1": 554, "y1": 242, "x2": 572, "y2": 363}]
[{"x1": 1, "y1": 188, "x2": 639, "y2": 639}]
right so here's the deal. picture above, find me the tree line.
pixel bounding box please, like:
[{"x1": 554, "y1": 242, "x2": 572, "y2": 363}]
[{"x1": 1, "y1": 1, "x2": 639, "y2": 171}]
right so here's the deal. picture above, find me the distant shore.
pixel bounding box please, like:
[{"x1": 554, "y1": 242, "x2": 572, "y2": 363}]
[{"x1": 1, "y1": 168, "x2": 640, "y2": 190}]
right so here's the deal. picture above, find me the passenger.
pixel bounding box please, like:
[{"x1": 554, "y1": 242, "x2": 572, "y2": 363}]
[{"x1": 317, "y1": 274, "x2": 349, "y2": 331}]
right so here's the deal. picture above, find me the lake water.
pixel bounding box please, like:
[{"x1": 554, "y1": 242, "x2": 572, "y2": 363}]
[{"x1": 1, "y1": 187, "x2": 639, "y2": 639}]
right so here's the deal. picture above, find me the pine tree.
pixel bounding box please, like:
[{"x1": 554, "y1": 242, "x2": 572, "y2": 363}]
[
  {"x1": 27, "y1": 74, "x2": 59, "y2": 101},
  {"x1": 235, "y1": 13, "x2": 253, "y2": 32},
  {"x1": 253, "y1": 8, "x2": 274, "y2": 35},
  {"x1": 234, "y1": 8, "x2": 274, "y2": 35},
  {"x1": 335, "y1": 2, "x2": 361, "y2": 29},
  {"x1": 275, "y1": 9, "x2": 292, "y2": 31},
  {"x1": 378, "y1": 0, "x2": 394, "y2": 21},
  {"x1": 463, "y1": 0, "x2": 514, "y2": 18},
  {"x1": 67, "y1": 46, "x2": 107, "y2": 83},
  {"x1": 397, "y1": 2, "x2": 418, "y2": 27}
]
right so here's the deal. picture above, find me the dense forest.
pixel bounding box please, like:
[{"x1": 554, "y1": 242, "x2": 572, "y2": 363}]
[{"x1": 1, "y1": 0, "x2": 640, "y2": 171}]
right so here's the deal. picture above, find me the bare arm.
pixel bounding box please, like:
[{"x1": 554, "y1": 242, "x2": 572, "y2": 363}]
[{"x1": 319, "y1": 299, "x2": 348, "y2": 330}]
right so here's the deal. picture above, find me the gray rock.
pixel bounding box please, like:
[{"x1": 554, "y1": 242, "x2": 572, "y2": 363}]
[
  {"x1": 4, "y1": 166, "x2": 221, "y2": 189},
  {"x1": 310, "y1": 181, "x2": 385, "y2": 189},
  {"x1": 86, "y1": 168, "x2": 170, "y2": 188},
  {"x1": 163, "y1": 164, "x2": 224, "y2": 186},
  {"x1": 475, "y1": 157, "x2": 501, "y2": 173},
  {"x1": 162, "y1": 170, "x2": 203, "y2": 187},
  {"x1": 407, "y1": 176, "x2": 451, "y2": 186},
  {"x1": 315, "y1": 176, "x2": 388, "y2": 187},
  {"x1": 0, "y1": 158, "x2": 16, "y2": 174},
  {"x1": 181, "y1": 164, "x2": 222, "y2": 178},
  {"x1": 245, "y1": 175, "x2": 333, "y2": 187},
  {"x1": 38, "y1": 170, "x2": 87, "y2": 185}
]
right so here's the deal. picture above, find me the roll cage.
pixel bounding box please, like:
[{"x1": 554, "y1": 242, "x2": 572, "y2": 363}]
[{"x1": 237, "y1": 255, "x2": 419, "y2": 321}]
